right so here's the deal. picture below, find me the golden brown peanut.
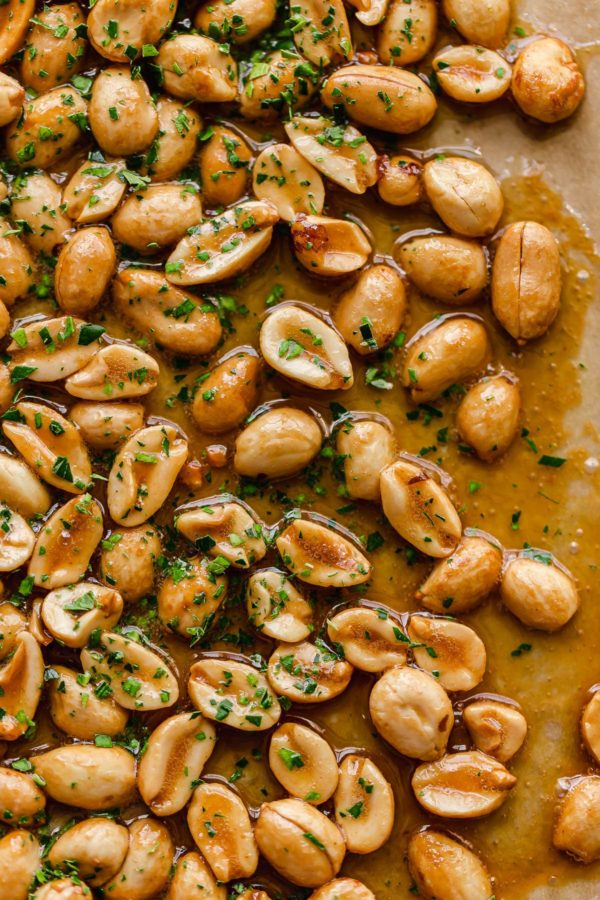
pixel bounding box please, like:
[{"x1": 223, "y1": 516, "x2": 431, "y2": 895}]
[
  {"x1": 310, "y1": 879, "x2": 375, "y2": 900},
  {"x1": 177, "y1": 500, "x2": 267, "y2": 568},
  {"x1": 336, "y1": 419, "x2": 396, "y2": 501},
  {"x1": 48, "y1": 818, "x2": 129, "y2": 888},
  {"x1": 321, "y1": 65, "x2": 436, "y2": 134},
  {"x1": 269, "y1": 722, "x2": 338, "y2": 804},
  {"x1": 370, "y1": 665, "x2": 452, "y2": 760},
  {"x1": 141, "y1": 98, "x2": 201, "y2": 183},
  {"x1": 378, "y1": 154, "x2": 423, "y2": 206},
  {"x1": 582, "y1": 692, "x2": 600, "y2": 765},
  {"x1": 0, "y1": 72, "x2": 25, "y2": 128},
  {"x1": 398, "y1": 235, "x2": 488, "y2": 304},
  {"x1": 0, "y1": 604, "x2": 27, "y2": 660},
  {"x1": 0, "y1": 455, "x2": 51, "y2": 518},
  {"x1": 104, "y1": 818, "x2": 174, "y2": 900},
  {"x1": 0, "y1": 507, "x2": 34, "y2": 572},
  {"x1": 21, "y1": 3, "x2": 85, "y2": 92},
  {"x1": 9, "y1": 173, "x2": 71, "y2": 254},
  {"x1": 246, "y1": 569, "x2": 313, "y2": 642},
  {"x1": 500, "y1": 554, "x2": 579, "y2": 631},
  {"x1": 158, "y1": 553, "x2": 227, "y2": 640},
  {"x1": 380, "y1": 459, "x2": 462, "y2": 558},
  {"x1": 112, "y1": 184, "x2": 202, "y2": 254},
  {"x1": 412, "y1": 750, "x2": 516, "y2": 817},
  {"x1": 167, "y1": 200, "x2": 278, "y2": 285},
  {"x1": 89, "y1": 67, "x2": 158, "y2": 157},
  {"x1": 255, "y1": 798, "x2": 346, "y2": 887},
  {"x1": 55, "y1": 228, "x2": 116, "y2": 315},
  {"x1": 456, "y1": 374, "x2": 520, "y2": 461},
  {"x1": 113, "y1": 268, "x2": 222, "y2": 356},
  {"x1": 327, "y1": 607, "x2": 407, "y2": 672},
  {"x1": 138, "y1": 713, "x2": 217, "y2": 815},
  {"x1": 239, "y1": 51, "x2": 316, "y2": 121},
  {"x1": 191, "y1": 350, "x2": 261, "y2": 434},
  {"x1": 81, "y1": 631, "x2": 179, "y2": 711},
  {"x1": 345, "y1": 0, "x2": 389, "y2": 25},
  {"x1": 0, "y1": 361, "x2": 11, "y2": 412},
  {"x1": 198, "y1": 125, "x2": 252, "y2": 208},
  {"x1": 268, "y1": 641, "x2": 353, "y2": 703},
  {"x1": 41, "y1": 583, "x2": 123, "y2": 648},
  {"x1": 334, "y1": 265, "x2": 406, "y2": 355},
  {"x1": 553, "y1": 777, "x2": 600, "y2": 862},
  {"x1": 492, "y1": 221, "x2": 561, "y2": 343},
  {"x1": 6, "y1": 87, "x2": 87, "y2": 170},
  {"x1": 423, "y1": 157, "x2": 503, "y2": 237},
  {"x1": 260, "y1": 305, "x2": 354, "y2": 389},
  {"x1": 377, "y1": 0, "x2": 437, "y2": 66},
  {"x1": 158, "y1": 34, "x2": 238, "y2": 102},
  {"x1": 0, "y1": 233, "x2": 34, "y2": 306},
  {"x1": 253, "y1": 144, "x2": 325, "y2": 221},
  {"x1": 433, "y1": 45, "x2": 512, "y2": 103},
  {"x1": 0, "y1": 632, "x2": 44, "y2": 741},
  {"x1": 62, "y1": 159, "x2": 127, "y2": 225},
  {"x1": 195, "y1": 0, "x2": 276, "y2": 43},
  {"x1": 167, "y1": 852, "x2": 226, "y2": 900},
  {"x1": 48, "y1": 665, "x2": 129, "y2": 741},
  {"x1": 402, "y1": 316, "x2": 492, "y2": 402},
  {"x1": 69, "y1": 402, "x2": 145, "y2": 451},
  {"x1": 442, "y1": 0, "x2": 510, "y2": 47},
  {"x1": 99, "y1": 525, "x2": 161, "y2": 602},
  {"x1": 31, "y1": 745, "x2": 136, "y2": 811},
  {"x1": 292, "y1": 0, "x2": 351, "y2": 66},
  {"x1": 33, "y1": 879, "x2": 91, "y2": 899},
  {"x1": 88, "y1": 0, "x2": 176, "y2": 63},
  {"x1": 107, "y1": 423, "x2": 188, "y2": 526},
  {"x1": 234, "y1": 407, "x2": 322, "y2": 478},
  {"x1": 7, "y1": 315, "x2": 104, "y2": 382},
  {"x1": 0, "y1": 0, "x2": 35, "y2": 66},
  {"x1": 28, "y1": 494, "x2": 103, "y2": 590},
  {"x1": 0, "y1": 830, "x2": 41, "y2": 900},
  {"x1": 0, "y1": 766, "x2": 46, "y2": 824},
  {"x1": 284, "y1": 116, "x2": 377, "y2": 195},
  {"x1": 189, "y1": 656, "x2": 281, "y2": 731},
  {"x1": 409, "y1": 615, "x2": 487, "y2": 692},
  {"x1": 334, "y1": 755, "x2": 394, "y2": 854},
  {"x1": 464, "y1": 698, "x2": 527, "y2": 763},
  {"x1": 408, "y1": 830, "x2": 494, "y2": 900},
  {"x1": 276, "y1": 518, "x2": 372, "y2": 587},
  {"x1": 513, "y1": 37, "x2": 584, "y2": 123},
  {"x1": 292, "y1": 214, "x2": 371, "y2": 276},
  {"x1": 188, "y1": 782, "x2": 258, "y2": 880},
  {"x1": 416, "y1": 534, "x2": 502, "y2": 614}
]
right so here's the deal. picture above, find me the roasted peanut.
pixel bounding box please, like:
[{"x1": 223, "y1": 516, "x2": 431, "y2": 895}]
[
  {"x1": 41, "y1": 583, "x2": 123, "y2": 648},
  {"x1": 370, "y1": 665, "x2": 452, "y2": 760},
  {"x1": 0, "y1": 632, "x2": 44, "y2": 741},
  {"x1": 402, "y1": 316, "x2": 492, "y2": 402},
  {"x1": 284, "y1": 116, "x2": 377, "y2": 195},
  {"x1": 408, "y1": 830, "x2": 494, "y2": 900},
  {"x1": 456, "y1": 373, "x2": 521, "y2": 461},
  {"x1": 0, "y1": 765, "x2": 46, "y2": 824},
  {"x1": 166, "y1": 851, "x2": 227, "y2": 900},
  {"x1": 412, "y1": 750, "x2": 517, "y2": 817},
  {"x1": 81, "y1": 631, "x2": 179, "y2": 710},
  {"x1": 31, "y1": 745, "x2": 136, "y2": 810},
  {"x1": 239, "y1": 51, "x2": 317, "y2": 120},
  {"x1": 253, "y1": 143, "x2": 325, "y2": 220},
  {"x1": 292, "y1": 0, "x2": 351, "y2": 66},
  {"x1": 416, "y1": 534, "x2": 502, "y2": 614},
  {"x1": 291, "y1": 215, "x2": 372, "y2": 276},
  {"x1": 88, "y1": 0, "x2": 176, "y2": 63},
  {"x1": 321, "y1": 65, "x2": 437, "y2": 134},
  {"x1": 0, "y1": 233, "x2": 34, "y2": 306},
  {"x1": 157, "y1": 34, "x2": 238, "y2": 102},
  {"x1": 334, "y1": 265, "x2": 406, "y2": 356},
  {"x1": 99, "y1": 525, "x2": 161, "y2": 602},
  {"x1": 189, "y1": 656, "x2": 281, "y2": 731},
  {"x1": 581, "y1": 692, "x2": 600, "y2": 765},
  {"x1": 0, "y1": 603, "x2": 27, "y2": 660},
  {"x1": 0, "y1": 454, "x2": 51, "y2": 518},
  {"x1": 464, "y1": 698, "x2": 527, "y2": 762},
  {"x1": 553, "y1": 777, "x2": 600, "y2": 862},
  {"x1": 327, "y1": 606, "x2": 407, "y2": 671},
  {"x1": 89, "y1": 67, "x2": 158, "y2": 156},
  {"x1": 378, "y1": 155, "x2": 424, "y2": 206},
  {"x1": 62, "y1": 159, "x2": 127, "y2": 225},
  {"x1": 142, "y1": 97, "x2": 201, "y2": 183},
  {"x1": 195, "y1": 0, "x2": 277, "y2": 43},
  {"x1": 398, "y1": 235, "x2": 488, "y2": 304},
  {"x1": 513, "y1": 37, "x2": 584, "y2": 123},
  {"x1": 55, "y1": 228, "x2": 116, "y2": 315},
  {"x1": 255, "y1": 798, "x2": 346, "y2": 887},
  {"x1": 7, "y1": 315, "x2": 103, "y2": 382},
  {"x1": 188, "y1": 782, "x2": 258, "y2": 880},
  {"x1": 138, "y1": 712, "x2": 217, "y2": 815},
  {"x1": 111, "y1": 184, "x2": 202, "y2": 254},
  {"x1": 334, "y1": 755, "x2": 394, "y2": 853},
  {"x1": 276, "y1": 517, "x2": 372, "y2": 587},
  {"x1": 433, "y1": 46, "x2": 512, "y2": 103},
  {"x1": 234, "y1": 407, "x2": 322, "y2": 478},
  {"x1": 501, "y1": 553, "x2": 579, "y2": 631},
  {"x1": 0, "y1": 73, "x2": 23, "y2": 128},
  {"x1": 408, "y1": 615, "x2": 487, "y2": 691},
  {"x1": 157, "y1": 554, "x2": 227, "y2": 641},
  {"x1": 28, "y1": 494, "x2": 103, "y2": 590},
  {"x1": 260, "y1": 305, "x2": 353, "y2": 389},
  {"x1": 6, "y1": 86, "x2": 87, "y2": 170},
  {"x1": 21, "y1": 3, "x2": 86, "y2": 93},
  {"x1": 247, "y1": 568, "x2": 313, "y2": 642},
  {"x1": 48, "y1": 818, "x2": 129, "y2": 888},
  {"x1": 267, "y1": 640, "x2": 353, "y2": 703},
  {"x1": 191, "y1": 350, "x2": 261, "y2": 434},
  {"x1": 48, "y1": 664, "x2": 129, "y2": 741},
  {"x1": 269, "y1": 721, "x2": 338, "y2": 804},
  {"x1": 0, "y1": 0, "x2": 35, "y2": 66},
  {"x1": 377, "y1": 0, "x2": 437, "y2": 66},
  {"x1": 198, "y1": 125, "x2": 252, "y2": 208},
  {"x1": 10, "y1": 173, "x2": 71, "y2": 254},
  {"x1": 69, "y1": 402, "x2": 145, "y2": 451},
  {"x1": 336, "y1": 418, "x2": 396, "y2": 501},
  {"x1": 33, "y1": 878, "x2": 91, "y2": 899},
  {"x1": 442, "y1": 0, "x2": 510, "y2": 48},
  {"x1": 0, "y1": 830, "x2": 41, "y2": 900},
  {"x1": 423, "y1": 157, "x2": 503, "y2": 237},
  {"x1": 345, "y1": 0, "x2": 389, "y2": 25},
  {"x1": 177, "y1": 500, "x2": 267, "y2": 568},
  {"x1": 310, "y1": 879, "x2": 375, "y2": 900},
  {"x1": 0, "y1": 507, "x2": 34, "y2": 572},
  {"x1": 492, "y1": 221, "x2": 561, "y2": 343},
  {"x1": 380, "y1": 459, "x2": 462, "y2": 558},
  {"x1": 103, "y1": 818, "x2": 174, "y2": 900}
]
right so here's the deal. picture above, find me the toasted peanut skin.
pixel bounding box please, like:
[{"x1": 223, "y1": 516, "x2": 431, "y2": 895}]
[
  {"x1": 378, "y1": 155, "x2": 423, "y2": 206},
  {"x1": 408, "y1": 829, "x2": 494, "y2": 899},
  {"x1": 55, "y1": 227, "x2": 116, "y2": 315},
  {"x1": 456, "y1": 374, "x2": 520, "y2": 461},
  {"x1": 334, "y1": 265, "x2": 406, "y2": 355},
  {"x1": 513, "y1": 37, "x2": 585, "y2": 123},
  {"x1": 191, "y1": 351, "x2": 261, "y2": 434},
  {"x1": 554, "y1": 777, "x2": 600, "y2": 862}
]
